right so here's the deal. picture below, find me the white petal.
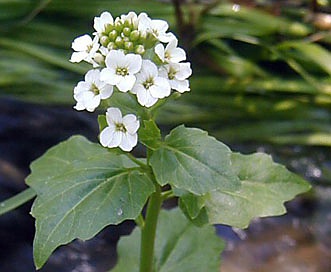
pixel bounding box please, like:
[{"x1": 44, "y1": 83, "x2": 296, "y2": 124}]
[
  {"x1": 117, "y1": 75, "x2": 136, "y2": 92},
  {"x1": 106, "y1": 107, "x2": 122, "y2": 124},
  {"x1": 126, "y1": 54, "x2": 142, "y2": 74},
  {"x1": 175, "y1": 62, "x2": 192, "y2": 80},
  {"x1": 119, "y1": 133, "x2": 137, "y2": 151},
  {"x1": 136, "y1": 88, "x2": 158, "y2": 107},
  {"x1": 74, "y1": 102, "x2": 85, "y2": 111},
  {"x1": 105, "y1": 50, "x2": 125, "y2": 68},
  {"x1": 100, "y1": 68, "x2": 120, "y2": 85},
  {"x1": 171, "y1": 79, "x2": 190, "y2": 93},
  {"x1": 70, "y1": 51, "x2": 88, "y2": 63},
  {"x1": 100, "y1": 126, "x2": 115, "y2": 146},
  {"x1": 85, "y1": 95, "x2": 101, "y2": 112},
  {"x1": 74, "y1": 81, "x2": 91, "y2": 94},
  {"x1": 149, "y1": 77, "x2": 171, "y2": 98},
  {"x1": 158, "y1": 65, "x2": 168, "y2": 78},
  {"x1": 141, "y1": 60, "x2": 157, "y2": 77},
  {"x1": 94, "y1": 11, "x2": 113, "y2": 33},
  {"x1": 151, "y1": 19, "x2": 168, "y2": 33},
  {"x1": 85, "y1": 69, "x2": 100, "y2": 82},
  {"x1": 100, "y1": 85, "x2": 113, "y2": 99},
  {"x1": 137, "y1": 13, "x2": 151, "y2": 32},
  {"x1": 108, "y1": 131, "x2": 122, "y2": 148},
  {"x1": 154, "y1": 44, "x2": 165, "y2": 62},
  {"x1": 73, "y1": 91, "x2": 100, "y2": 112},
  {"x1": 123, "y1": 114, "x2": 139, "y2": 133},
  {"x1": 158, "y1": 32, "x2": 176, "y2": 43},
  {"x1": 71, "y1": 35, "x2": 92, "y2": 51},
  {"x1": 169, "y1": 47, "x2": 186, "y2": 63},
  {"x1": 166, "y1": 38, "x2": 178, "y2": 51}
]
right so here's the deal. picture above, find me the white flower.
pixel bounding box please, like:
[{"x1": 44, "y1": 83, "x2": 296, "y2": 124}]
[
  {"x1": 94, "y1": 11, "x2": 114, "y2": 34},
  {"x1": 100, "y1": 107, "x2": 140, "y2": 152},
  {"x1": 100, "y1": 50, "x2": 142, "y2": 92},
  {"x1": 138, "y1": 13, "x2": 175, "y2": 43},
  {"x1": 119, "y1": 11, "x2": 139, "y2": 28},
  {"x1": 155, "y1": 38, "x2": 186, "y2": 63},
  {"x1": 131, "y1": 60, "x2": 171, "y2": 107},
  {"x1": 159, "y1": 62, "x2": 192, "y2": 93},
  {"x1": 70, "y1": 34, "x2": 100, "y2": 64},
  {"x1": 73, "y1": 69, "x2": 113, "y2": 112}
]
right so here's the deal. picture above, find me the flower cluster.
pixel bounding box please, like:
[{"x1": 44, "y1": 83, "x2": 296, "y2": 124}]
[{"x1": 70, "y1": 11, "x2": 192, "y2": 151}]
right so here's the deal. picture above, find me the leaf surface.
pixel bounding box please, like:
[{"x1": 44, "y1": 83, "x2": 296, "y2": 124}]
[
  {"x1": 26, "y1": 135, "x2": 154, "y2": 268},
  {"x1": 112, "y1": 207, "x2": 224, "y2": 272},
  {"x1": 180, "y1": 152, "x2": 311, "y2": 228},
  {"x1": 150, "y1": 125, "x2": 240, "y2": 195}
]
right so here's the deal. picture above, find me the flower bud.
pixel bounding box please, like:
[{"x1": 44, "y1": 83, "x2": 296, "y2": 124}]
[
  {"x1": 108, "y1": 29, "x2": 118, "y2": 41},
  {"x1": 100, "y1": 35, "x2": 110, "y2": 47},
  {"x1": 123, "y1": 36, "x2": 130, "y2": 43},
  {"x1": 144, "y1": 32, "x2": 158, "y2": 49},
  {"x1": 104, "y1": 24, "x2": 114, "y2": 34},
  {"x1": 130, "y1": 30, "x2": 140, "y2": 41},
  {"x1": 107, "y1": 42, "x2": 117, "y2": 50},
  {"x1": 93, "y1": 53, "x2": 105, "y2": 66},
  {"x1": 115, "y1": 36, "x2": 123, "y2": 46},
  {"x1": 135, "y1": 44, "x2": 145, "y2": 55},
  {"x1": 122, "y1": 27, "x2": 131, "y2": 37},
  {"x1": 124, "y1": 41, "x2": 134, "y2": 51}
]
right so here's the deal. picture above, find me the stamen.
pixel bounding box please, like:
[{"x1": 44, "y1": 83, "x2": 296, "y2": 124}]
[
  {"x1": 143, "y1": 78, "x2": 154, "y2": 89},
  {"x1": 116, "y1": 67, "x2": 128, "y2": 76},
  {"x1": 115, "y1": 123, "x2": 127, "y2": 132}
]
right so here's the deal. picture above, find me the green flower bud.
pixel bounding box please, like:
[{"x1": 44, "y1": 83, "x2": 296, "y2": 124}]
[
  {"x1": 107, "y1": 42, "x2": 117, "y2": 50},
  {"x1": 114, "y1": 20, "x2": 124, "y2": 33},
  {"x1": 135, "y1": 44, "x2": 145, "y2": 55},
  {"x1": 100, "y1": 35, "x2": 110, "y2": 47},
  {"x1": 130, "y1": 30, "x2": 140, "y2": 41},
  {"x1": 104, "y1": 24, "x2": 114, "y2": 34},
  {"x1": 108, "y1": 30, "x2": 118, "y2": 41},
  {"x1": 122, "y1": 27, "x2": 131, "y2": 37},
  {"x1": 115, "y1": 36, "x2": 123, "y2": 47},
  {"x1": 124, "y1": 41, "x2": 134, "y2": 51},
  {"x1": 123, "y1": 36, "x2": 130, "y2": 43},
  {"x1": 144, "y1": 32, "x2": 158, "y2": 49}
]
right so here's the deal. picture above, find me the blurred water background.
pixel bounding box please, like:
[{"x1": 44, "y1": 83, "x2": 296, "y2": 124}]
[{"x1": 0, "y1": 0, "x2": 331, "y2": 271}]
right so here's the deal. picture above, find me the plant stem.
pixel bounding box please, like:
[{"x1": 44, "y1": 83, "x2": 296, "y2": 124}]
[
  {"x1": 0, "y1": 188, "x2": 36, "y2": 216},
  {"x1": 139, "y1": 183, "x2": 162, "y2": 272}
]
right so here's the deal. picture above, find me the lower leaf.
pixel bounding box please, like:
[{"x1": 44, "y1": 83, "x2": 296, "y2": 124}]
[
  {"x1": 26, "y1": 135, "x2": 155, "y2": 268},
  {"x1": 112, "y1": 207, "x2": 224, "y2": 272}
]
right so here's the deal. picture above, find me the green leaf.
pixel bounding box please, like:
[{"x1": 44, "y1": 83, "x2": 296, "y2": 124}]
[
  {"x1": 278, "y1": 41, "x2": 331, "y2": 75},
  {"x1": 150, "y1": 126, "x2": 239, "y2": 195},
  {"x1": 98, "y1": 114, "x2": 107, "y2": 132},
  {"x1": 26, "y1": 135, "x2": 155, "y2": 269},
  {"x1": 181, "y1": 152, "x2": 311, "y2": 229},
  {"x1": 138, "y1": 120, "x2": 161, "y2": 150},
  {"x1": 112, "y1": 207, "x2": 224, "y2": 272}
]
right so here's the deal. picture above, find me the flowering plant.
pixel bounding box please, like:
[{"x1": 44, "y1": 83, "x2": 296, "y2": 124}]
[{"x1": 9, "y1": 11, "x2": 310, "y2": 271}]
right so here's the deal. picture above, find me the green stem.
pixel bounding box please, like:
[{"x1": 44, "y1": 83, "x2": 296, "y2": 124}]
[
  {"x1": 126, "y1": 153, "x2": 148, "y2": 168},
  {"x1": 139, "y1": 184, "x2": 162, "y2": 272},
  {"x1": 161, "y1": 189, "x2": 175, "y2": 201},
  {"x1": 135, "y1": 214, "x2": 145, "y2": 228},
  {"x1": 0, "y1": 188, "x2": 36, "y2": 216}
]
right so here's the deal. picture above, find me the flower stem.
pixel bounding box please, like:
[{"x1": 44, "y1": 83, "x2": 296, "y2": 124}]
[{"x1": 139, "y1": 183, "x2": 162, "y2": 272}]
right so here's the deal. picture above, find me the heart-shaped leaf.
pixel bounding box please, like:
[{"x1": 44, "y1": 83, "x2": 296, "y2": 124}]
[
  {"x1": 150, "y1": 125, "x2": 240, "y2": 195},
  {"x1": 180, "y1": 152, "x2": 311, "y2": 228},
  {"x1": 26, "y1": 135, "x2": 154, "y2": 268}
]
